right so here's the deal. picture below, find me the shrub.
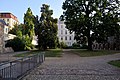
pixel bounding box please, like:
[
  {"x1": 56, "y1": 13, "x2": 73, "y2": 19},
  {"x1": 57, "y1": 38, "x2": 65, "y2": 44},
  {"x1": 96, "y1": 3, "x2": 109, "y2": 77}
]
[
  {"x1": 59, "y1": 41, "x2": 67, "y2": 48},
  {"x1": 72, "y1": 43, "x2": 80, "y2": 47},
  {"x1": 80, "y1": 44, "x2": 88, "y2": 49},
  {"x1": 5, "y1": 37, "x2": 25, "y2": 51}
]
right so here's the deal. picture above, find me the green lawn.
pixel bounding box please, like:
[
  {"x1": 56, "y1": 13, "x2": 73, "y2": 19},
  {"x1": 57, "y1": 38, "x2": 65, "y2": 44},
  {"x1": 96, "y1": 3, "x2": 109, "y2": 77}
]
[
  {"x1": 70, "y1": 49, "x2": 120, "y2": 57},
  {"x1": 44, "y1": 49, "x2": 62, "y2": 57},
  {"x1": 13, "y1": 49, "x2": 63, "y2": 57},
  {"x1": 108, "y1": 60, "x2": 120, "y2": 68}
]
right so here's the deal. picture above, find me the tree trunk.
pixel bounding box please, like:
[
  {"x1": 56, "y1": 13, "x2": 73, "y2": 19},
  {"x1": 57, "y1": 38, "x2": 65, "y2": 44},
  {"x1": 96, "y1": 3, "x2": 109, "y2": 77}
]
[
  {"x1": 88, "y1": 36, "x2": 92, "y2": 51},
  {"x1": 87, "y1": 25, "x2": 93, "y2": 51}
]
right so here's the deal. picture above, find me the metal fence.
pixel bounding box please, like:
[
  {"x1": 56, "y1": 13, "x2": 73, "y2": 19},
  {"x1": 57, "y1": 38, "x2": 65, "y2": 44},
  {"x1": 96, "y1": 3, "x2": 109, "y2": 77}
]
[{"x1": 0, "y1": 53, "x2": 45, "y2": 80}]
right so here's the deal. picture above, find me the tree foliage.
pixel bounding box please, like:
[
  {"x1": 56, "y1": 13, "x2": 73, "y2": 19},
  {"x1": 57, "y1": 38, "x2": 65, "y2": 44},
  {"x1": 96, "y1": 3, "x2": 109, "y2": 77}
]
[
  {"x1": 24, "y1": 7, "x2": 35, "y2": 39},
  {"x1": 35, "y1": 4, "x2": 58, "y2": 50},
  {"x1": 61, "y1": 0, "x2": 120, "y2": 50},
  {"x1": 8, "y1": 8, "x2": 35, "y2": 51}
]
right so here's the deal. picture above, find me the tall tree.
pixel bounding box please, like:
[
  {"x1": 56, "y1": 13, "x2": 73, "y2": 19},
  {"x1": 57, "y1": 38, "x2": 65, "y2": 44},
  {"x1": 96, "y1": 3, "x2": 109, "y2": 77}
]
[
  {"x1": 23, "y1": 8, "x2": 35, "y2": 49},
  {"x1": 61, "y1": 0, "x2": 120, "y2": 50},
  {"x1": 37, "y1": 4, "x2": 58, "y2": 50},
  {"x1": 8, "y1": 8, "x2": 35, "y2": 51},
  {"x1": 24, "y1": 7, "x2": 35, "y2": 40},
  {"x1": 33, "y1": 15, "x2": 39, "y2": 35}
]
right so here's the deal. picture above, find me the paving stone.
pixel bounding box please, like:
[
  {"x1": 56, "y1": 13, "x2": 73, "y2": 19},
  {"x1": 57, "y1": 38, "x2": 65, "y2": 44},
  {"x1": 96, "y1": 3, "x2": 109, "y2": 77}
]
[{"x1": 23, "y1": 51, "x2": 120, "y2": 80}]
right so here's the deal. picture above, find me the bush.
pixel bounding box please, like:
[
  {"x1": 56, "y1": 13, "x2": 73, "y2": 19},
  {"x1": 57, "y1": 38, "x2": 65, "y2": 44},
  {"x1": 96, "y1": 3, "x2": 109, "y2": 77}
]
[
  {"x1": 59, "y1": 42, "x2": 67, "y2": 49},
  {"x1": 71, "y1": 43, "x2": 88, "y2": 49},
  {"x1": 72, "y1": 43, "x2": 80, "y2": 48},
  {"x1": 80, "y1": 44, "x2": 88, "y2": 49},
  {"x1": 5, "y1": 37, "x2": 25, "y2": 51},
  {"x1": 6, "y1": 36, "x2": 34, "y2": 51}
]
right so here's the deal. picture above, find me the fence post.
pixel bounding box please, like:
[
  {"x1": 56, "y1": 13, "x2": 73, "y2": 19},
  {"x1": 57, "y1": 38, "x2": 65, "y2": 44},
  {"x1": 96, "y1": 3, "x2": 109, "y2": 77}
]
[
  {"x1": 43, "y1": 53, "x2": 45, "y2": 62},
  {"x1": 33, "y1": 55, "x2": 35, "y2": 68},
  {"x1": 28, "y1": 57, "x2": 30, "y2": 70},
  {"x1": 39, "y1": 54, "x2": 41, "y2": 64},
  {"x1": 42, "y1": 54, "x2": 44, "y2": 63},
  {"x1": 10, "y1": 62, "x2": 12, "y2": 79},
  {"x1": 21, "y1": 59, "x2": 23, "y2": 75}
]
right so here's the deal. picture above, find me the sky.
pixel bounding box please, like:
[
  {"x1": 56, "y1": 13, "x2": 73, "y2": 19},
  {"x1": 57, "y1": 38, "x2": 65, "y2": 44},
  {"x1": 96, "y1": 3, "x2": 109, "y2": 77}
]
[{"x1": 0, "y1": 0, "x2": 65, "y2": 23}]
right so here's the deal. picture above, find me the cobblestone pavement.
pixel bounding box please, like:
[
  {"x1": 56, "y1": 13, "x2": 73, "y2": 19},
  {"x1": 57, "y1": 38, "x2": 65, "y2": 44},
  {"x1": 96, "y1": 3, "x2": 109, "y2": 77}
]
[{"x1": 23, "y1": 51, "x2": 120, "y2": 80}]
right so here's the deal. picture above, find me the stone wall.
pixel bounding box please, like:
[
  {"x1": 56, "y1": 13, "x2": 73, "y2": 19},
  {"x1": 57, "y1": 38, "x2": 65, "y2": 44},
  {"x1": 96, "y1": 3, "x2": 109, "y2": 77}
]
[
  {"x1": 92, "y1": 42, "x2": 120, "y2": 50},
  {"x1": 0, "y1": 21, "x2": 5, "y2": 53}
]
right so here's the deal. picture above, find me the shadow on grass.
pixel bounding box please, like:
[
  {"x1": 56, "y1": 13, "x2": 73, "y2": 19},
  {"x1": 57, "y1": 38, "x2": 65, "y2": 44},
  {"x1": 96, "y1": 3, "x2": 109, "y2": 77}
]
[
  {"x1": 69, "y1": 49, "x2": 120, "y2": 57},
  {"x1": 13, "y1": 49, "x2": 63, "y2": 57}
]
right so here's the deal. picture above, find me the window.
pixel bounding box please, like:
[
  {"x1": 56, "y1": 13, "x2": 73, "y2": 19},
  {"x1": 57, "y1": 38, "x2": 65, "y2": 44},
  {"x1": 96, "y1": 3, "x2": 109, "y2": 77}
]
[
  {"x1": 61, "y1": 30, "x2": 63, "y2": 34},
  {"x1": 61, "y1": 37, "x2": 63, "y2": 40},
  {"x1": 7, "y1": 19, "x2": 9, "y2": 22},
  {"x1": 7, "y1": 23, "x2": 9, "y2": 26},
  {"x1": 69, "y1": 36, "x2": 71, "y2": 40},
  {"x1": 65, "y1": 36, "x2": 67, "y2": 40},
  {"x1": 6, "y1": 28, "x2": 8, "y2": 33},
  {"x1": 65, "y1": 30, "x2": 67, "y2": 34}
]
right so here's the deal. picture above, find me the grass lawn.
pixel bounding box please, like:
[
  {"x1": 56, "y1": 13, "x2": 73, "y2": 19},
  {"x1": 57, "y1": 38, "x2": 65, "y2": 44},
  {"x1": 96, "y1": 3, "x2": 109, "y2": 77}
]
[
  {"x1": 70, "y1": 49, "x2": 120, "y2": 57},
  {"x1": 13, "y1": 49, "x2": 63, "y2": 57},
  {"x1": 44, "y1": 49, "x2": 62, "y2": 57},
  {"x1": 108, "y1": 60, "x2": 120, "y2": 68}
]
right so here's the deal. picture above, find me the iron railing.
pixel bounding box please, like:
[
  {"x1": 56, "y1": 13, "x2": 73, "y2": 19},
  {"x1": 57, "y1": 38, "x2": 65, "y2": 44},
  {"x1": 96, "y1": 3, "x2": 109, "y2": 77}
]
[{"x1": 0, "y1": 53, "x2": 45, "y2": 80}]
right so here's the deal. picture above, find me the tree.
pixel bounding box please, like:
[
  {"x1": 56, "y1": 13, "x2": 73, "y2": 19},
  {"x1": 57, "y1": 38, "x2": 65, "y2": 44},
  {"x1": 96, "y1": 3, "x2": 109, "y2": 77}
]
[
  {"x1": 8, "y1": 8, "x2": 35, "y2": 51},
  {"x1": 9, "y1": 24, "x2": 25, "y2": 37},
  {"x1": 61, "y1": 0, "x2": 120, "y2": 50},
  {"x1": 23, "y1": 7, "x2": 35, "y2": 50},
  {"x1": 24, "y1": 7, "x2": 35, "y2": 40},
  {"x1": 37, "y1": 4, "x2": 58, "y2": 50},
  {"x1": 8, "y1": 23, "x2": 34, "y2": 51},
  {"x1": 33, "y1": 15, "x2": 40, "y2": 35}
]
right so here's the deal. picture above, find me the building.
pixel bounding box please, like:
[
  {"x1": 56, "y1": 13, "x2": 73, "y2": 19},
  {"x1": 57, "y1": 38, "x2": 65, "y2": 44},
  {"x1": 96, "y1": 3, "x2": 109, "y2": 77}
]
[
  {"x1": 0, "y1": 13, "x2": 19, "y2": 30},
  {"x1": 57, "y1": 20, "x2": 76, "y2": 46},
  {"x1": 0, "y1": 13, "x2": 18, "y2": 41},
  {"x1": 0, "y1": 20, "x2": 7, "y2": 53}
]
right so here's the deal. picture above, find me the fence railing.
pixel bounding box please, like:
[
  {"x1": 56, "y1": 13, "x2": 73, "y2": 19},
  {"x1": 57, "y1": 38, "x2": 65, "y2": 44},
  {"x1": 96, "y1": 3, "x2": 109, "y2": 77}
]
[{"x1": 0, "y1": 53, "x2": 45, "y2": 80}]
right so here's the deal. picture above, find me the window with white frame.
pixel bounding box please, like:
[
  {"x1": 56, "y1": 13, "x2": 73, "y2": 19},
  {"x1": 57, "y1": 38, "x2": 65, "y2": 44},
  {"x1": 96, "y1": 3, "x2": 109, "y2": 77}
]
[
  {"x1": 65, "y1": 30, "x2": 67, "y2": 34},
  {"x1": 69, "y1": 36, "x2": 71, "y2": 40},
  {"x1": 61, "y1": 25, "x2": 63, "y2": 28},
  {"x1": 7, "y1": 19, "x2": 9, "y2": 22},
  {"x1": 61, "y1": 37, "x2": 63, "y2": 40},
  {"x1": 65, "y1": 36, "x2": 67, "y2": 40}
]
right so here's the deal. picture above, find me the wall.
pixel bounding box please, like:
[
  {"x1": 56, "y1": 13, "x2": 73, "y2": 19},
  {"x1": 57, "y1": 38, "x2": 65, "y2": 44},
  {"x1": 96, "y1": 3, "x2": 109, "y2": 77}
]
[{"x1": 0, "y1": 22, "x2": 5, "y2": 53}]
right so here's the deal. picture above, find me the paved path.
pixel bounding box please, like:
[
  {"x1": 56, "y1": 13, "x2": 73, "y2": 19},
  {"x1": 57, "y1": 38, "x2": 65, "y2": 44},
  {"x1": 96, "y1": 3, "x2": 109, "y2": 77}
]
[{"x1": 23, "y1": 51, "x2": 120, "y2": 80}]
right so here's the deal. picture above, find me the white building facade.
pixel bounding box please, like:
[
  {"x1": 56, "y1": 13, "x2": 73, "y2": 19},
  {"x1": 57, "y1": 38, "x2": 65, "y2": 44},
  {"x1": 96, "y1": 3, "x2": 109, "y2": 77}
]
[
  {"x1": 57, "y1": 20, "x2": 76, "y2": 46},
  {"x1": 0, "y1": 13, "x2": 19, "y2": 30},
  {"x1": 0, "y1": 13, "x2": 19, "y2": 41}
]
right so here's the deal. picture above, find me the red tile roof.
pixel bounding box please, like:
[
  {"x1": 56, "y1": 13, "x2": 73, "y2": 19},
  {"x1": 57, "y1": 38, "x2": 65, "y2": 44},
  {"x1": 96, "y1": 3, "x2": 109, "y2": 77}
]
[{"x1": 0, "y1": 13, "x2": 19, "y2": 22}]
